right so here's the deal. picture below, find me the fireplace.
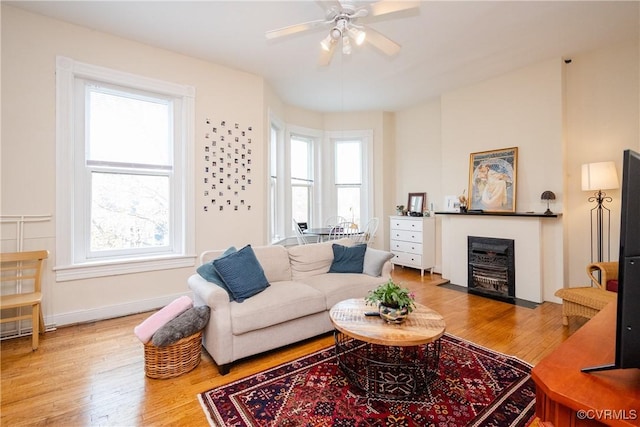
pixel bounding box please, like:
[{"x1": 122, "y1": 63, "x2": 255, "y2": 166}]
[{"x1": 467, "y1": 236, "x2": 515, "y2": 303}]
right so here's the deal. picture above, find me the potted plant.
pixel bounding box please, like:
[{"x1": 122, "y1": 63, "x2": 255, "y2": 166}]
[{"x1": 365, "y1": 279, "x2": 416, "y2": 323}]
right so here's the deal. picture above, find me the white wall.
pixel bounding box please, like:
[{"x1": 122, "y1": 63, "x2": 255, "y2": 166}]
[
  {"x1": 1, "y1": 5, "x2": 266, "y2": 326},
  {"x1": 394, "y1": 41, "x2": 639, "y2": 298},
  {"x1": 2, "y1": 5, "x2": 637, "y2": 326},
  {"x1": 564, "y1": 41, "x2": 640, "y2": 285}
]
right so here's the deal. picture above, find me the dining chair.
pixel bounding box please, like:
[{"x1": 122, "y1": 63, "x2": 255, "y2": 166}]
[
  {"x1": 324, "y1": 216, "x2": 347, "y2": 228},
  {"x1": 292, "y1": 218, "x2": 312, "y2": 245},
  {"x1": 328, "y1": 221, "x2": 361, "y2": 241},
  {"x1": 0, "y1": 250, "x2": 49, "y2": 350},
  {"x1": 359, "y1": 217, "x2": 379, "y2": 246}
]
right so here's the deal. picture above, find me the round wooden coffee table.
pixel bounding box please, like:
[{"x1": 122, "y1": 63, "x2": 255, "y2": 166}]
[{"x1": 329, "y1": 298, "x2": 446, "y2": 399}]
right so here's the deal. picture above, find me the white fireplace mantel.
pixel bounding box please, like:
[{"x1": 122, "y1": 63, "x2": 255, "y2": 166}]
[{"x1": 438, "y1": 213, "x2": 563, "y2": 303}]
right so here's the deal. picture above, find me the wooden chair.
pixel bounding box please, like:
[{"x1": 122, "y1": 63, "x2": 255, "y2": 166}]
[
  {"x1": 324, "y1": 216, "x2": 347, "y2": 228},
  {"x1": 292, "y1": 218, "x2": 312, "y2": 245},
  {"x1": 554, "y1": 261, "x2": 617, "y2": 326},
  {"x1": 0, "y1": 250, "x2": 49, "y2": 350},
  {"x1": 356, "y1": 217, "x2": 379, "y2": 246},
  {"x1": 328, "y1": 221, "x2": 361, "y2": 241}
]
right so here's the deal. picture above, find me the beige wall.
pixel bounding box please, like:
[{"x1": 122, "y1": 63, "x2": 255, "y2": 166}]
[
  {"x1": 393, "y1": 41, "x2": 639, "y2": 297},
  {"x1": 2, "y1": 4, "x2": 638, "y2": 324},
  {"x1": 1, "y1": 6, "x2": 266, "y2": 325},
  {"x1": 564, "y1": 40, "x2": 640, "y2": 285}
]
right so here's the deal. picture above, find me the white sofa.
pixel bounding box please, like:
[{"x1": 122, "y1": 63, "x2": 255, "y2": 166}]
[{"x1": 187, "y1": 238, "x2": 392, "y2": 374}]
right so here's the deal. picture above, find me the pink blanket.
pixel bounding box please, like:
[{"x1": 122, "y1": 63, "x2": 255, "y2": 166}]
[{"x1": 134, "y1": 296, "x2": 193, "y2": 343}]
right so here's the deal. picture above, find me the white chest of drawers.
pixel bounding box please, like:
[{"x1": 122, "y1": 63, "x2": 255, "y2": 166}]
[{"x1": 389, "y1": 216, "x2": 436, "y2": 276}]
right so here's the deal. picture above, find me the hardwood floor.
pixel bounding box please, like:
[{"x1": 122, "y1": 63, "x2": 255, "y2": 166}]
[{"x1": 1, "y1": 267, "x2": 586, "y2": 426}]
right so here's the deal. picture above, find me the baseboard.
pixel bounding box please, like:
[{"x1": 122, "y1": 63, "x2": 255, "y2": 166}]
[{"x1": 48, "y1": 291, "x2": 192, "y2": 327}]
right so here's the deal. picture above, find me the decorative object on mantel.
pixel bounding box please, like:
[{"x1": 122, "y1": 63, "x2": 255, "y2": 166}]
[
  {"x1": 468, "y1": 147, "x2": 518, "y2": 212},
  {"x1": 540, "y1": 190, "x2": 556, "y2": 215},
  {"x1": 365, "y1": 279, "x2": 416, "y2": 323},
  {"x1": 444, "y1": 195, "x2": 460, "y2": 212},
  {"x1": 458, "y1": 190, "x2": 468, "y2": 213},
  {"x1": 395, "y1": 204, "x2": 404, "y2": 216},
  {"x1": 582, "y1": 161, "x2": 619, "y2": 262}
]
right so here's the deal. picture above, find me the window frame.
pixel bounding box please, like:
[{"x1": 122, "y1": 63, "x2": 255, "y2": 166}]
[
  {"x1": 325, "y1": 130, "x2": 373, "y2": 228},
  {"x1": 268, "y1": 112, "x2": 285, "y2": 243},
  {"x1": 286, "y1": 125, "x2": 322, "y2": 237},
  {"x1": 55, "y1": 56, "x2": 195, "y2": 281}
]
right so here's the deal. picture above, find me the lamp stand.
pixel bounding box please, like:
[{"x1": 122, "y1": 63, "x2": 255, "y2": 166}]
[{"x1": 587, "y1": 190, "x2": 613, "y2": 263}]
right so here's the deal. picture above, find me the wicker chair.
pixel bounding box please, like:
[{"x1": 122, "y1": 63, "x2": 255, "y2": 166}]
[
  {"x1": 554, "y1": 262, "x2": 618, "y2": 326},
  {"x1": 587, "y1": 261, "x2": 619, "y2": 291}
]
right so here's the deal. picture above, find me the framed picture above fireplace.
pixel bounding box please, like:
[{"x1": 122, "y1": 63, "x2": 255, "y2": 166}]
[{"x1": 468, "y1": 147, "x2": 518, "y2": 212}]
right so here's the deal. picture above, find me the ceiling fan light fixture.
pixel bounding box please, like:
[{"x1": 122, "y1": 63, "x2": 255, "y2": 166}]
[
  {"x1": 348, "y1": 27, "x2": 366, "y2": 45},
  {"x1": 330, "y1": 26, "x2": 342, "y2": 40},
  {"x1": 342, "y1": 36, "x2": 352, "y2": 54},
  {"x1": 320, "y1": 34, "x2": 334, "y2": 51}
]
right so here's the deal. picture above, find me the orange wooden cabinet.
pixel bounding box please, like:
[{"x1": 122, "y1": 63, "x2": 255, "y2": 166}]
[{"x1": 531, "y1": 302, "x2": 640, "y2": 426}]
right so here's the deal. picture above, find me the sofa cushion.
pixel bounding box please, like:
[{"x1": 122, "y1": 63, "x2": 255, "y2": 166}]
[
  {"x1": 196, "y1": 246, "x2": 237, "y2": 299},
  {"x1": 214, "y1": 245, "x2": 270, "y2": 303},
  {"x1": 251, "y1": 245, "x2": 292, "y2": 282},
  {"x1": 288, "y1": 238, "x2": 354, "y2": 280},
  {"x1": 329, "y1": 244, "x2": 367, "y2": 273},
  {"x1": 363, "y1": 247, "x2": 395, "y2": 277},
  {"x1": 230, "y1": 281, "x2": 326, "y2": 334},
  {"x1": 302, "y1": 272, "x2": 388, "y2": 309}
]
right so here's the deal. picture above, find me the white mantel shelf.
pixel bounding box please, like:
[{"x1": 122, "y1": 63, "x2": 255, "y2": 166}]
[
  {"x1": 438, "y1": 212, "x2": 563, "y2": 304},
  {"x1": 435, "y1": 211, "x2": 561, "y2": 218}
]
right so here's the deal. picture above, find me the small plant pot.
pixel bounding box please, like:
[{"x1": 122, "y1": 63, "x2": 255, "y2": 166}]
[{"x1": 379, "y1": 304, "x2": 409, "y2": 324}]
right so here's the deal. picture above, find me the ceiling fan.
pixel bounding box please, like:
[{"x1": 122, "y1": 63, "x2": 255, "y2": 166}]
[{"x1": 265, "y1": 1, "x2": 420, "y2": 66}]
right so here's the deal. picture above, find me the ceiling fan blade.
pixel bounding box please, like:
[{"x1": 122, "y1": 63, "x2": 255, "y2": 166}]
[
  {"x1": 266, "y1": 18, "x2": 328, "y2": 40},
  {"x1": 363, "y1": 26, "x2": 401, "y2": 56},
  {"x1": 318, "y1": 41, "x2": 337, "y2": 66},
  {"x1": 368, "y1": 0, "x2": 420, "y2": 17},
  {"x1": 315, "y1": 0, "x2": 342, "y2": 16}
]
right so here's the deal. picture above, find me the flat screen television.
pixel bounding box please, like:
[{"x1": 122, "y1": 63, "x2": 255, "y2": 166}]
[{"x1": 583, "y1": 149, "x2": 640, "y2": 372}]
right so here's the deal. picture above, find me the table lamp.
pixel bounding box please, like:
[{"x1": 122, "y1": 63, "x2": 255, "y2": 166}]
[{"x1": 540, "y1": 191, "x2": 556, "y2": 215}]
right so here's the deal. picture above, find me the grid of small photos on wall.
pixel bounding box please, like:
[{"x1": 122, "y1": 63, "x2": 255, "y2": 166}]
[{"x1": 202, "y1": 118, "x2": 253, "y2": 212}]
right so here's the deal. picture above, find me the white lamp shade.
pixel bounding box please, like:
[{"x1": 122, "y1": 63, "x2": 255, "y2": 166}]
[{"x1": 581, "y1": 161, "x2": 619, "y2": 191}]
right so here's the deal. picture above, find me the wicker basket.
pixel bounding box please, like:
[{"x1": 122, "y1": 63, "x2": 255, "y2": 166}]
[{"x1": 144, "y1": 331, "x2": 203, "y2": 379}]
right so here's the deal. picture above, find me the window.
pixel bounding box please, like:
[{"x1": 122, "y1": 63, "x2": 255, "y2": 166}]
[
  {"x1": 335, "y1": 139, "x2": 362, "y2": 225},
  {"x1": 55, "y1": 57, "x2": 195, "y2": 280},
  {"x1": 267, "y1": 121, "x2": 371, "y2": 243},
  {"x1": 327, "y1": 130, "x2": 373, "y2": 229},
  {"x1": 290, "y1": 134, "x2": 314, "y2": 225}
]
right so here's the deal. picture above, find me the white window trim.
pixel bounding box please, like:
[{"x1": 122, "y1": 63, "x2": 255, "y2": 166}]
[
  {"x1": 286, "y1": 125, "x2": 323, "y2": 236},
  {"x1": 55, "y1": 56, "x2": 195, "y2": 281},
  {"x1": 268, "y1": 111, "x2": 285, "y2": 243}
]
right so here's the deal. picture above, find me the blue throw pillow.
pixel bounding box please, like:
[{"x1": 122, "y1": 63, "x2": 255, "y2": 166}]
[
  {"x1": 196, "y1": 246, "x2": 237, "y2": 300},
  {"x1": 329, "y1": 243, "x2": 367, "y2": 273},
  {"x1": 213, "y1": 245, "x2": 270, "y2": 302}
]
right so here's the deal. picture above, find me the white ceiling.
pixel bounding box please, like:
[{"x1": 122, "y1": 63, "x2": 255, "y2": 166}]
[{"x1": 8, "y1": 1, "x2": 639, "y2": 112}]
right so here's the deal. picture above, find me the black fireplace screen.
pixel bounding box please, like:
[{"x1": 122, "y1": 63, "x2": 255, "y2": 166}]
[{"x1": 467, "y1": 236, "x2": 515, "y2": 301}]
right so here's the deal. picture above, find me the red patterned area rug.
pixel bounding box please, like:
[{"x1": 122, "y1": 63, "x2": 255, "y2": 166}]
[{"x1": 198, "y1": 334, "x2": 536, "y2": 426}]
